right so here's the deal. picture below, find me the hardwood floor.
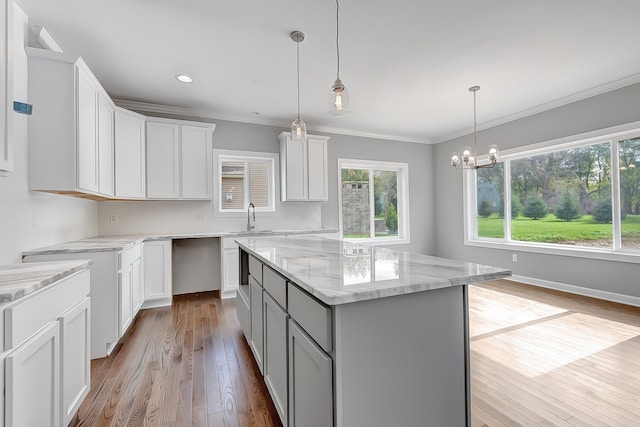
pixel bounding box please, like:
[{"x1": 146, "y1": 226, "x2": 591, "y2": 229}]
[
  {"x1": 70, "y1": 292, "x2": 281, "y2": 427},
  {"x1": 470, "y1": 280, "x2": 640, "y2": 427},
  {"x1": 72, "y1": 282, "x2": 640, "y2": 426}
]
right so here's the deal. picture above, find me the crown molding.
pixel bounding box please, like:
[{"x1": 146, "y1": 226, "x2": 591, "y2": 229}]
[
  {"x1": 28, "y1": 24, "x2": 63, "y2": 52},
  {"x1": 434, "y1": 73, "x2": 640, "y2": 144},
  {"x1": 112, "y1": 99, "x2": 432, "y2": 145}
]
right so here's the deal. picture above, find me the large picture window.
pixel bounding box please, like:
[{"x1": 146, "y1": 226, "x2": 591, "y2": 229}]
[
  {"x1": 466, "y1": 124, "x2": 640, "y2": 256},
  {"x1": 338, "y1": 159, "x2": 409, "y2": 244}
]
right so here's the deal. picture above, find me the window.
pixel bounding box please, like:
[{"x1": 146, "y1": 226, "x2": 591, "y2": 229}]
[
  {"x1": 214, "y1": 150, "x2": 276, "y2": 214},
  {"x1": 465, "y1": 123, "x2": 640, "y2": 258},
  {"x1": 338, "y1": 159, "x2": 409, "y2": 244}
]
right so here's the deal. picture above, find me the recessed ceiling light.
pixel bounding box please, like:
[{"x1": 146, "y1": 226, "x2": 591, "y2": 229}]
[{"x1": 176, "y1": 74, "x2": 193, "y2": 83}]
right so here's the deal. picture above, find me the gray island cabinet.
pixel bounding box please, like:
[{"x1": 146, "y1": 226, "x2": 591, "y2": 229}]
[{"x1": 235, "y1": 236, "x2": 511, "y2": 427}]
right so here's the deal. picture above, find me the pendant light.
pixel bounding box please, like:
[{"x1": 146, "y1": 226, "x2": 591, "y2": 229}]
[
  {"x1": 290, "y1": 31, "x2": 307, "y2": 143},
  {"x1": 328, "y1": 0, "x2": 351, "y2": 116},
  {"x1": 451, "y1": 86, "x2": 498, "y2": 170}
]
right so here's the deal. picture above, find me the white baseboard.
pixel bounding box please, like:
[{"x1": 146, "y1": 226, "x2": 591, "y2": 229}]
[
  {"x1": 141, "y1": 297, "x2": 172, "y2": 309},
  {"x1": 510, "y1": 275, "x2": 640, "y2": 308}
]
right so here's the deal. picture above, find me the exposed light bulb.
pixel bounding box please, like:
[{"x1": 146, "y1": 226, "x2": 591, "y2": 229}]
[
  {"x1": 468, "y1": 156, "x2": 476, "y2": 169},
  {"x1": 334, "y1": 91, "x2": 343, "y2": 110},
  {"x1": 296, "y1": 124, "x2": 302, "y2": 138},
  {"x1": 462, "y1": 147, "x2": 472, "y2": 162},
  {"x1": 451, "y1": 153, "x2": 460, "y2": 167}
]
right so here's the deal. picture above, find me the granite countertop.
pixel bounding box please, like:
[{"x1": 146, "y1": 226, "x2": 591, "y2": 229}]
[
  {"x1": 236, "y1": 236, "x2": 511, "y2": 305},
  {"x1": 22, "y1": 229, "x2": 339, "y2": 256},
  {"x1": 0, "y1": 260, "x2": 93, "y2": 303}
]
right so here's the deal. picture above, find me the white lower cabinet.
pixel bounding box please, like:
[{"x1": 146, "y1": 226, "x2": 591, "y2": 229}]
[
  {"x1": 220, "y1": 238, "x2": 239, "y2": 299},
  {"x1": 263, "y1": 293, "x2": 288, "y2": 426},
  {"x1": 249, "y1": 277, "x2": 264, "y2": 373},
  {"x1": 1, "y1": 266, "x2": 91, "y2": 427},
  {"x1": 60, "y1": 298, "x2": 91, "y2": 426},
  {"x1": 119, "y1": 264, "x2": 133, "y2": 337},
  {"x1": 143, "y1": 239, "x2": 172, "y2": 307},
  {"x1": 6, "y1": 321, "x2": 60, "y2": 427},
  {"x1": 288, "y1": 320, "x2": 333, "y2": 427}
]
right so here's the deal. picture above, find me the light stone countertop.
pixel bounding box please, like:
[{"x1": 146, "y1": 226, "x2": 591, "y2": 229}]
[
  {"x1": 21, "y1": 229, "x2": 339, "y2": 256},
  {"x1": 0, "y1": 260, "x2": 93, "y2": 303},
  {"x1": 236, "y1": 236, "x2": 511, "y2": 305}
]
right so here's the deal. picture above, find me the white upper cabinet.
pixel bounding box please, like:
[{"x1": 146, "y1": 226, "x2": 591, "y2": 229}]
[
  {"x1": 114, "y1": 107, "x2": 146, "y2": 199},
  {"x1": 27, "y1": 47, "x2": 115, "y2": 198},
  {"x1": 279, "y1": 132, "x2": 329, "y2": 202},
  {"x1": 97, "y1": 94, "x2": 114, "y2": 196},
  {"x1": 145, "y1": 118, "x2": 214, "y2": 200},
  {"x1": 0, "y1": 0, "x2": 13, "y2": 175},
  {"x1": 146, "y1": 121, "x2": 180, "y2": 199}
]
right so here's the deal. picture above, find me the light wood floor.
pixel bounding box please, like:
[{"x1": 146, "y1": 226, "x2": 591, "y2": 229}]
[
  {"x1": 470, "y1": 281, "x2": 640, "y2": 427},
  {"x1": 72, "y1": 281, "x2": 640, "y2": 426}
]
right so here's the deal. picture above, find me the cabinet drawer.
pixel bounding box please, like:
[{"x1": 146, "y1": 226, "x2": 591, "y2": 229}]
[
  {"x1": 119, "y1": 243, "x2": 141, "y2": 269},
  {"x1": 237, "y1": 289, "x2": 250, "y2": 341},
  {"x1": 5, "y1": 269, "x2": 90, "y2": 349},
  {"x1": 248, "y1": 255, "x2": 263, "y2": 284},
  {"x1": 288, "y1": 284, "x2": 332, "y2": 352},
  {"x1": 263, "y1": 266, "x2": 287, "y2": 309}
]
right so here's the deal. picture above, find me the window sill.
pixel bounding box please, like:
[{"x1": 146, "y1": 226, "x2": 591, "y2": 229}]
[{"x1": 465, "y1": 238, "x2": 640, "y2": 264}]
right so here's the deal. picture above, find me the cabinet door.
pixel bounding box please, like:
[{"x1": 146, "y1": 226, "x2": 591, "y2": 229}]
[
  {"x1": 221, "y1": 247, "x2": 239, "y2": 299},
  {"x1": 288, "y1": 320, "x2": 333, "y2": 427},
  {"x1": 144, "y1": 240, "x2": 172, "y2": 301},
  {"x1": 146, "y1": 121, "x2": 180, "y2": 199},
  {"x1": 132, "y1": 258, "x2": 143, "y2": 315},
  {"x1": 97, "y1": 94, "x2": 114, "y2": 196},
  {"x1": 0, "y1": 0, "x2": 12, "y2": 173},
  {"x1": 6, "y1": 321, "x2": 60, "y2": 427},
  {"x1": 249, "y1": 279, "x2": 264, "y2": 373},
  {"x1": 264, "y1": 293, "x2": 289, "y2": 426},
  {"x1": 60, "y1": 297, "x2": 91, "y2": 426},
  {"x1": 307, "y1": 137, "x2": 328, "y2": 201},
  {"x1": 282, "y1": 134, "x2": 307, "y2": 201},
  {"x1": 114, "y1": 109, "x2": 146, "y2": 198},
  {"x1": 181, "y1": 125, "x2": 213, "y2": 199},
  {"x1": 76, "y1": 67, "x2": 98, "y2": 193},
  {"x1": 119, "y1": 265, "x2": 133, "y2": 336}
]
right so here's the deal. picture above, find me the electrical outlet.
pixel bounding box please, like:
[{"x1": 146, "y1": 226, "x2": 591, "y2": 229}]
[
  {"x1": 110, "y1": 214, "x2": 118, "y2": 224},
  {"x1": 32, "y1": 215, "x2": 38, "y2": 230},
  {"x1": 196, "y1": 213, "x2": 204, "y2": 221},
  {"x1": 512, "y1": 254, "x2": 518, "y2": 262}
]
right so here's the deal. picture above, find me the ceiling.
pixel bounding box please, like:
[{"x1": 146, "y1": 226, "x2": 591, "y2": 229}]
[{"x1": 15, "y1": 0, "x2": 640, "y2": 144}]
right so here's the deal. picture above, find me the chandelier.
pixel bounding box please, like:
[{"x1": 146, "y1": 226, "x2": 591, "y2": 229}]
[{"x1": 451, "y1": 86, "x2": 498, "y2": 170}]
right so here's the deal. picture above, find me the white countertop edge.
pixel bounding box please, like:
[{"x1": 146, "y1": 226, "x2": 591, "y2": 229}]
[
  {"x1": 0, "y1": 259, "x2": 93, "y2": 303},
  {"x1": 21, "y1": 229, "x2": 340, "y2": 256}
]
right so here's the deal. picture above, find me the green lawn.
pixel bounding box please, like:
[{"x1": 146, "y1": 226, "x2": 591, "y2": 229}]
[{"x1": 477, "y1": 214, "x2": 640, "y2": 244}]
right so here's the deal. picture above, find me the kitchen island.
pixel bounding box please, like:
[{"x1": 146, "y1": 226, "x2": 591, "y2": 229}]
[{"x1": 235, "y1": 236, "x2": 511, "y2": 427}]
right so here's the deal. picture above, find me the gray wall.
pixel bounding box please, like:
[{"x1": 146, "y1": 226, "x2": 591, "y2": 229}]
[
  {"x1": 321, "y1": 133, "x2": 436, "y2": 255},
  {"x1": 434, "y1": 82, "x2": 640, "y2": 300},
  {"x1": 99, "y1": 113, "x2": 436, "y2": 255}
]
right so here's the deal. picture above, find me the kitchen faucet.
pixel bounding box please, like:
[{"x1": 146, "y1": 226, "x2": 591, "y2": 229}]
[{"x1": 247, "y1": 202, "x2": 256, "y2": 231}]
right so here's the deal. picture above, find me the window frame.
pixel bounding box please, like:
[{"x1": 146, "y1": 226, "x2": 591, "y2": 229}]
[
  {"x1": 338, "y1": 158, "x2": 410, "y2": 245},
  {"x1": 213, "y1": 149, "x2": 278, "y2": 217},
  {"x1": 463, "y1": 121, "x2": 640, "y2": 264}
]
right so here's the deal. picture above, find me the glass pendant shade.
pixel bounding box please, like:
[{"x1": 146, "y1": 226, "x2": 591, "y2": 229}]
[
  {"x1": 329, "y1": 79, "x2": 351, "y2": 116},
  {"x1": 291, "y1": 117, "x2": 307, "y2": 143}
]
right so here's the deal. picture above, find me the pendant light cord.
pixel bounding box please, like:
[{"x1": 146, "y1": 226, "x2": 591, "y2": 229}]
[
  {"x1": 473, "y1": 88, "x2": 477, "y2": 154},
  {"x1": 335, "y1": 0, "x2": 340, "y2": 80},
  {"x1": 296, "y1": 39, "x2": 301, "y2": 119}
]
